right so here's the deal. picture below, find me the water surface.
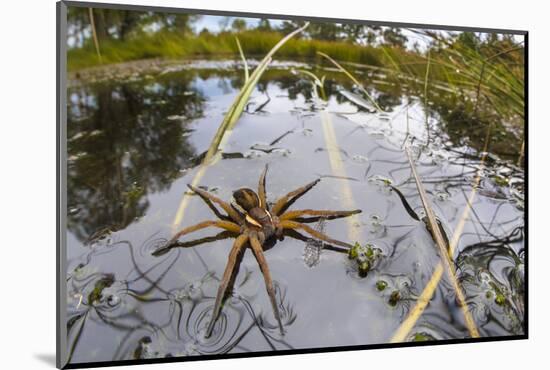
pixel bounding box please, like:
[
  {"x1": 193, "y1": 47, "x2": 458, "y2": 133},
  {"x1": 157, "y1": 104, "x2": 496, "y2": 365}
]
[{"x1": 65, "y1": 59, "x2": 525, "y2": 363}]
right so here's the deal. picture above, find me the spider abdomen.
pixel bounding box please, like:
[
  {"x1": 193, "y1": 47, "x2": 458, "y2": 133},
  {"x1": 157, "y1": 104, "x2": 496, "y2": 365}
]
[{"x1": 232, "y1": 188, "x2": 260, "y2": 213}]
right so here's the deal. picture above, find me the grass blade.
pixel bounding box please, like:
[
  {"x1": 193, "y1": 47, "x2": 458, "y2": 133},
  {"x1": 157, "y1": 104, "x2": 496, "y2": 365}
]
[
  {"x1": 203, "y1": 22, "x2": 310, "y2": 164},
  {"x1": 294, "y1": 69, "x2": 326, "y2": 101},
  {"x1": 235, "y1": 36, "x2": 249, "y2": 82},
  {"x1": 394, "y1": 147, "x2": 480, "y2": 340},
  {"x1": 423, "y1": 52, "x2": 431, "y2": 144}
]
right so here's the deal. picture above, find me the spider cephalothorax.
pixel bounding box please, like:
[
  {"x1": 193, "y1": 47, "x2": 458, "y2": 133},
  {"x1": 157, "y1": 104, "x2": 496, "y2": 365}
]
[{"x1": 154, "y1": 165, "x2": 361, "y2": 337}]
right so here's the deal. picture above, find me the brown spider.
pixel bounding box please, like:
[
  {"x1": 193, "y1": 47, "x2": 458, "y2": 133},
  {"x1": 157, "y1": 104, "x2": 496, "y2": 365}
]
[{"x1": 153, "y1": 165, "x2": 361, "y2": 337}]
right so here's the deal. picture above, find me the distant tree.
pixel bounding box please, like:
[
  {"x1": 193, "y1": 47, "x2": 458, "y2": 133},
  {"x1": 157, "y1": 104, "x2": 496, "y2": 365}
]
[
  {"x1": 218, "y1": 17, "x2": 232, "y2": 31},
  {"x1": 67, "y1": 6, "x2": 90, "y2": 47},
  {"x1": 457, "y1": 32, "x2": 481, "y2": 51},
  {"x1": 307, "y1": 22, "x2": 341, "y2": 41},
  {"x1": 277, "y1": 20, "x2": 307, "y2": 37},
  {"x1": 199, "y1": 27, "x2": 211, "y2": 36},
  {"x1": 382, "y1": 27, "x2": 408, "y2": 48},
  {"x1": 364, "y1": 25, "x2": 382, "y2": 45},
  {"x1": 155, "y1": 13, "x2": 197, "y2": 34},
  {"x1": 256, "y1": 18, "x2": 272, "y2": 32},
  {"x1": 115, "y1": 10, "x2": 143, "y2": 40},
  {"x1": 67, "y1": 8, "x2": 201, "y2": 47},
  {"x1": 90, "y1": 8, "x2": 110, "y2": 41},
  {"x1": 340, "y1": 24, "x2": 365, "y2": 43},
  {"x1": 231, "y1": 18, "x2": 247, "y2": 32}
]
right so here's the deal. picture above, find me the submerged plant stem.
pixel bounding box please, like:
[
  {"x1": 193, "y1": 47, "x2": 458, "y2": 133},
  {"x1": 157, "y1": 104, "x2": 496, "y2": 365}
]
[{"x1": 517, "y1": 140, "x2": 525, "y2": 167}]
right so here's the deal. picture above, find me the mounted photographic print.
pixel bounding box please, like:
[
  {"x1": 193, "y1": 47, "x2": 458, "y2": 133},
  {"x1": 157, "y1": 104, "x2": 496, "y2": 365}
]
[{"x1": 57, "y1": 1, "x2": 527, "y2": 368}]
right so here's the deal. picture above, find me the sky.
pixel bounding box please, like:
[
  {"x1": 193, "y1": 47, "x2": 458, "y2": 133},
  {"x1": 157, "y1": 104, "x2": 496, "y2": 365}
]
[{"x1": 193, "y1": 15, "x2": 283, "y2": 33}]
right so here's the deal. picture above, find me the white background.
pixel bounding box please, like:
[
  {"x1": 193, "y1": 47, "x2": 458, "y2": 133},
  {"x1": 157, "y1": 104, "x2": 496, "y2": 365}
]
[{"x1": 0, "y1": 0, "x2": 546, "y2": 368}]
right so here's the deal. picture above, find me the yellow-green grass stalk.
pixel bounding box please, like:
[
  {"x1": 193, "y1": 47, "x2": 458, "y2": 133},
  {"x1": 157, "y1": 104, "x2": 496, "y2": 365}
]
[
  {"x1": 423, "y1": 52, "x2": 431, "y2": 143},
  {"x1": 294, "y1": 69, "x2": 327, "y2": 101},
  {"x1": 235, "y1": 36, "x2": 249, "y2": 82}
]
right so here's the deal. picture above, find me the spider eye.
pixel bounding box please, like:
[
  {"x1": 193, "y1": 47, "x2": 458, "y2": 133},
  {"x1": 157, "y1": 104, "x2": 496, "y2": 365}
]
[{"x1": 232, "y1": 188, "x2": 259, "y2": 212}]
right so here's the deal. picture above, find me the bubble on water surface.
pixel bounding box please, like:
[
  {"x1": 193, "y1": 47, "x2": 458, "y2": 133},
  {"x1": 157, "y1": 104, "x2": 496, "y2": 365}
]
[
  {"x1": 435, "y1": 191, "x2": 450, "y2": 202},
  {"x1": 351, "y1": 154, "x2": 369, "y2": 163}
]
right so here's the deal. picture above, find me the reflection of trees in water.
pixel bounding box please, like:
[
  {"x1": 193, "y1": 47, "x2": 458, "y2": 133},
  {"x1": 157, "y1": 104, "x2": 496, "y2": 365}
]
[
  {"x1": 67, "y1": 75, "x2": 205, "y2": 242},
  {"x1": 262, "y1": 67, "x2": 520, "y2": 159},
  {"x1": 66, "y1": 67, "x2": 522, "y2": 246},
  {"x1": 426, "y1": 91, "x2": 523, "y2": 161}
]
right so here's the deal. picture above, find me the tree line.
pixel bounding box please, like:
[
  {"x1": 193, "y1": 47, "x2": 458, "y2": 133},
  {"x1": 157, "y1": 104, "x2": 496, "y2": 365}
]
[{"x1": 67, "y1": 7, "x2": 411, "y2": 49}]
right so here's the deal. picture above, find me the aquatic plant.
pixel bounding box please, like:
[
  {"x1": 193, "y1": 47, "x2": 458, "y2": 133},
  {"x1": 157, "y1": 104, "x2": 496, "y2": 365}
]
[{"x1": 348, "y1": 242, "x2": 382, "y2": 277}]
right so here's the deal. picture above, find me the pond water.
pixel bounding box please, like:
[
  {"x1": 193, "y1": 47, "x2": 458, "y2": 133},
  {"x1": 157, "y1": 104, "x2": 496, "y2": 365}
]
[{"x1": 65, "y1": 59, "x2": 525, "y2": 364}]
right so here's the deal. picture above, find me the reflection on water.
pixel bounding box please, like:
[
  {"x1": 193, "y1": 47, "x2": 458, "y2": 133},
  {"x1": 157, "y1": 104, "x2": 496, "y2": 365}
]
[
  {"x1": 67, "y1": 74, "x2": 204, "y2": 242},
  {"x1": 66, "y1": 60, "x2": 524, "y2": 364}
]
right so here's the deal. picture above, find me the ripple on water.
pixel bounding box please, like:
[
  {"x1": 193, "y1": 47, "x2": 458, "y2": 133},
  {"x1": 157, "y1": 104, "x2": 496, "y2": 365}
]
[
  {"x1": 456, "y1": 242, "x2": 524, "y2": 334},
  {"x1": 256, "y1": 283, "x2": 296, "y2": 338},
  {"x1": 373, "y1": 274, "x2": 417, "y2": 317}
]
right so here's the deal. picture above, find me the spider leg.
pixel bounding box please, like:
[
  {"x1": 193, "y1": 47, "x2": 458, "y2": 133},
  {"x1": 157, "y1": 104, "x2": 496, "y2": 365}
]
[
  {"x1": 283, "y1": 228, "x2": 348, "y2": 254},
  {"x1": 152, "y1": 231, "x2": 237, "y2": 256},
  {"x1": 271, "y1": 178, "x2": 321, "y2": 216},
  {"x1": 206, "y1": 233, "x2": 249, "y2": 338},
  {"x1": 279, "y1": 220, "x2": 354, "y2": 249},
  {"x1": 279, "y1": 209, "x2": 361, "y2": 221},
  {"x1": 258, "y1": 164, "x2": 268, "y2": 210},
  {"x1": 249, "y1": 232, "x2": 284, "y2": 335},
  {"x1": 154, "y1": 220, "x2": 241, "y2": 256},
  {"x1": 199, "y1": 195, "x2": 233, "y2": 222},
  {"x1": 188, "y1": 184, "x2": 244, "y2": 224}
]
